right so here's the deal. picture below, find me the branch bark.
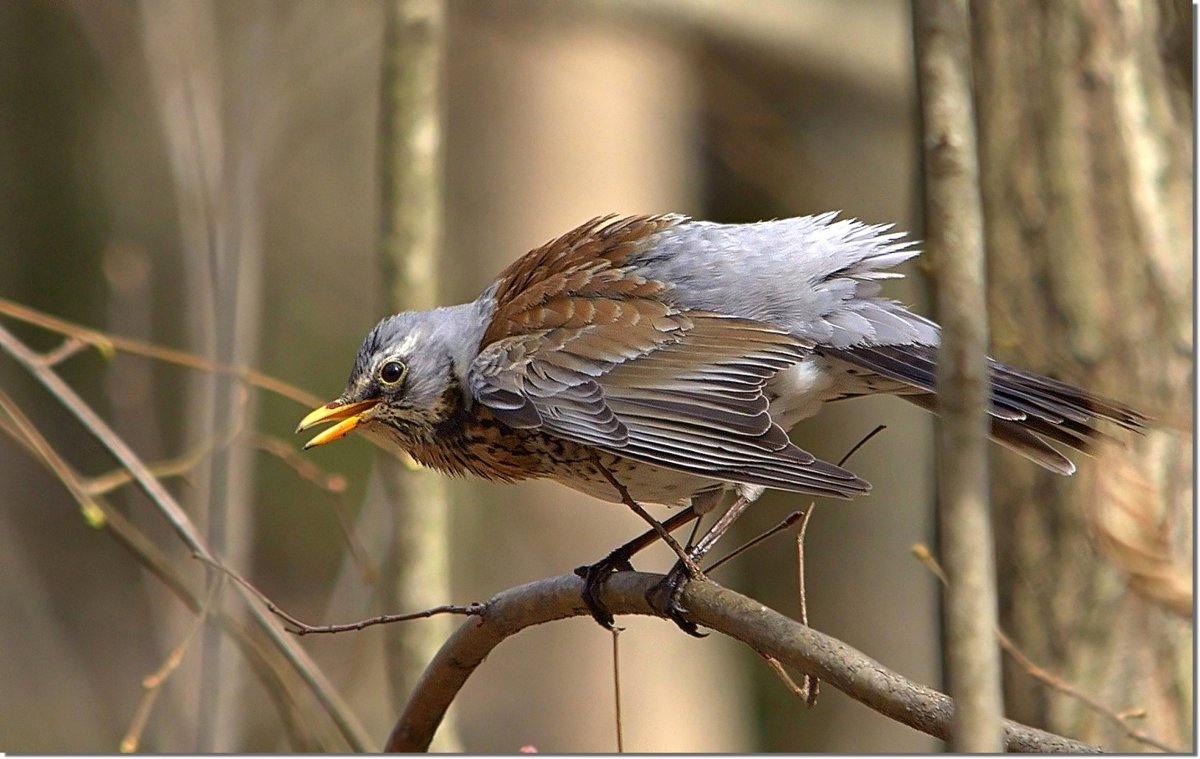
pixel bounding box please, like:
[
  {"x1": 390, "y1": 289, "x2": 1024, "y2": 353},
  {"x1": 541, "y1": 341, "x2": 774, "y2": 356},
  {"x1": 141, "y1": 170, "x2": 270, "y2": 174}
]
[
  {"x1": 913, "y1": 0, "x2": 1003, "y2": 751},
  {"x1": 384, "y1": 572, "x2": 1100, "y2": 753}
]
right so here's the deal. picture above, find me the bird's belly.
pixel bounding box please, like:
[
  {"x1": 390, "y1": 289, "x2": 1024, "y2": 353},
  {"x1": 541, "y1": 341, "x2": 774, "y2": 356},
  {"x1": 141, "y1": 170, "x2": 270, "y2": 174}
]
[
  {"x1": 393, "y1": 416, "x2": 721, "y2": 508},
  {"x1": 546, "y1": 452, "x2": 723, "y2": 508}
]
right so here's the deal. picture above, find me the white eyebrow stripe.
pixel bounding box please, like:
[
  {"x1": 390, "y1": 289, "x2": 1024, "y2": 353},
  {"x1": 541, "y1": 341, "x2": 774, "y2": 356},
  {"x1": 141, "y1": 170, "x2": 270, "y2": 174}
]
[{"x1": 394, "y1": 333, "x2": 418, "y2": 356}]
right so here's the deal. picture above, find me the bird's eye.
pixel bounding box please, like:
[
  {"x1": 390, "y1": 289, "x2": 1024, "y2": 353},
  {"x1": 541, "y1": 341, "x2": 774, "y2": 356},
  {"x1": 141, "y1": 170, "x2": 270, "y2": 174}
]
[{"x1": 379, "y1": 360, "x2": 407, "y2": 386}]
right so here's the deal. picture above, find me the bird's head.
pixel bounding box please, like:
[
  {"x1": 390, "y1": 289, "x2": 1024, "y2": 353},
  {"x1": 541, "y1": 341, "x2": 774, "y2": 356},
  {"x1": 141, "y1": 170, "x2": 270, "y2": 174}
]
[{"x1": 297, "y1": 305, "x2": 484, "y2": 450}]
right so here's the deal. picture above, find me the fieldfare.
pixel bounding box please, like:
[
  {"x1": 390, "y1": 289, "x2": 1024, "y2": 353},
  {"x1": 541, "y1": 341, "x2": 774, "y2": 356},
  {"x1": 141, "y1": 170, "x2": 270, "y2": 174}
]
[{"x1": 298, "y1": 214, "x2": 1144, "y2": 632}]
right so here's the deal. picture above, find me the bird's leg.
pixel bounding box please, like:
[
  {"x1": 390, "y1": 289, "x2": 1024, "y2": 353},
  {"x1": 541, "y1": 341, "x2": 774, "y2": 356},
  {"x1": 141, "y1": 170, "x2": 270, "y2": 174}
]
[
  {"x1": 651, "y1": 491, "x2": 758, "y2": 636},
  {"x1": 691, "y1": 493, "x2": 756, "y2": 560},
  {"x1": 575, "y1": 506, "x2": 700, "y2": 629},
  {"x1": 586, "y1": 456, "x2": 711, "y2": 634},
  {"x1": 589, "y1": 456, "x2": 706, "y2": 577}
]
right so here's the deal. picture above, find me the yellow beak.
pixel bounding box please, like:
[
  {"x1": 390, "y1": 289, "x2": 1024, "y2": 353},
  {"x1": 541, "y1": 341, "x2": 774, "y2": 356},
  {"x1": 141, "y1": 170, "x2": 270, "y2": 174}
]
[{"x1": 296, "y1": 399, "x2": 380, "y2": 449}]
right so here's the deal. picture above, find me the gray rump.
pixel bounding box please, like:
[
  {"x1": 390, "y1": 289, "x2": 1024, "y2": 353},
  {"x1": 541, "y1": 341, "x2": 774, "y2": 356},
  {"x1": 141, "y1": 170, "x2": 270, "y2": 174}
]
[{"x1": 632, "y1": 215, "x2": 940, "y2": 350}]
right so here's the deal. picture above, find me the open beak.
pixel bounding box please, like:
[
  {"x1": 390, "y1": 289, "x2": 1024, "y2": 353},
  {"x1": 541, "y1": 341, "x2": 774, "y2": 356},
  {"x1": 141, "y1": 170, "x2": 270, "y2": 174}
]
[{"x1": 296, "y1": 399, "x2": 380, "y2": 449}]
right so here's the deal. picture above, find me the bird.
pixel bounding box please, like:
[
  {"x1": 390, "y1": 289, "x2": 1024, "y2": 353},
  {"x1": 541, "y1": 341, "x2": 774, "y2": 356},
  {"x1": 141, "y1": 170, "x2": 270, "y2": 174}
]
[{"x1": 297, "y1": 213, "x2": 1145, "y2": 632}]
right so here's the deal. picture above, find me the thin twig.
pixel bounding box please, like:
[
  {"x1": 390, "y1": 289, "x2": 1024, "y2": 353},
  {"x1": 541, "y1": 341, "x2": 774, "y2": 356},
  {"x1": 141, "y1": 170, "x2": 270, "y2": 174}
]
[
  {"x1": 708, "y1": 424, "x2": 888, "y2": 703},
  {"x1": 83, "y1": 419, "x2": 244, "y2": 497},
  {"x1": 611, "y1": 629, "x2": 624, "y2": 753},
  {"x1": 193, "y1": 552, "x2": 480, "y2": 634},
  {"x1": 685, "y1": 512, "x2": 704, "y2": 550},
  {"x1": 759, "y1": 655, "x2": 810, "y2": 699},
  {"x1": 838, "y1": 424, "x2": 889, "y2": 467},
  {"x1": 36, "y1": 336, "x2": 90, "y2": 367},
  {"x1": 288, "y1": 606, "x2": 485, "y2": 635},
  {"x1": 0, "y1": 296, "x2": 323, "y2": 406},
  {"x1": 120, "y1": 586, "x2": 214, "y2": 752},
  {"x1": 243, "y1": 433, "x2": 375, "y2": 579},
  {"x1": 0, "y1": 322, "x2": 375, "y2": 751},
  {"x1": 1, "y1": 391, "x2": 329, "y2": 749},
  {"x1": 705, "y1": 426, "x2": 886, "y2": 572},
  {"x1": 912, "y1": 544, "x2": 1181, "y2": 753},
  {"x1": 245, "y1": 432, "x2": 347, "y2": 493},
  {"x1": 794, "y1": 505, "x2": 819, "y2": 706},
  {"x1": 706, "y1": 511, "x2": 805, "y2": 573},
  {"x1": 0, "y1": 388, "x2": 107, "y2": 527},
  {"x1": 2, "y1": 324, "x2": 209, "y2": 559}
]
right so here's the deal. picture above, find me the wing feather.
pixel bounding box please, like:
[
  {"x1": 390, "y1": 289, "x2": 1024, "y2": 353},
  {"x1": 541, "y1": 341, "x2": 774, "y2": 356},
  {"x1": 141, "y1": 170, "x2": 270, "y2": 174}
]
[{"x1": 469, "y1": 215, "x2": 867, "y2": 499}]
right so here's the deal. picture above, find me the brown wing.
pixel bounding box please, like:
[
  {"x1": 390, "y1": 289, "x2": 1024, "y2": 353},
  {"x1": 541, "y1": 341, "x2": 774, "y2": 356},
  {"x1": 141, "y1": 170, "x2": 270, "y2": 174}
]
[{"x1": 469, "y1": 215, "x2": 869, "y2": 499}]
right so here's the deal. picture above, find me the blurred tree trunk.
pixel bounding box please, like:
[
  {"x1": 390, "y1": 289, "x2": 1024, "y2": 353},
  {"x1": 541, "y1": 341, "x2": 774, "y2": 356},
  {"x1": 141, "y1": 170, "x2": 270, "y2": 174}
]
[
  {"x1": 442, "y1": 5, "x2": 757, "y2": 751},
  {"x1": 372, "y1": 0, "x2": 461, "y2": 752},
  {"x1": 972, "y1": 1, "x2": 1192, "y2": 751}
]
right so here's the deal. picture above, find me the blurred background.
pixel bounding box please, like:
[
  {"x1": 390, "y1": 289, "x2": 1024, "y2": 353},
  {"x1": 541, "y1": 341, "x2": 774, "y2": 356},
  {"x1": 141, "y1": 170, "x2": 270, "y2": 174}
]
[{"x1": 0, "y1": 0, "x2": 1191, "y2": 753}]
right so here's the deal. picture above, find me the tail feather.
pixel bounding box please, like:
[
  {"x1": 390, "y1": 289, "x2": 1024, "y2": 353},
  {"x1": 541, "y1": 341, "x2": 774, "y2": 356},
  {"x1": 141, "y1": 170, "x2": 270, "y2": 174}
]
[{"x1": 828, "y1": 344, "x2": 1147, "y2": 474}]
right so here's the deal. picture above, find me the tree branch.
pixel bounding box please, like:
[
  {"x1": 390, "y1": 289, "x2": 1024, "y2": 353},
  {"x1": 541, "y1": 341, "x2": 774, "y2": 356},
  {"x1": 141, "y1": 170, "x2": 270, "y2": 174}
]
[{"x1": 384, "y1": 572, "x2": 1101, "y2": 753}]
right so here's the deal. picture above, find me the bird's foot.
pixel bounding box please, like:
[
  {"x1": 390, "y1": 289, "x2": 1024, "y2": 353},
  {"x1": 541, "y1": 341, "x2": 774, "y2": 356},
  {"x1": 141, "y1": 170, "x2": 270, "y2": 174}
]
[
  {"x1": 574, "y1": 550, "x2": 636, "y2": 630},
  {"x1": 647, "y1": 559, "x2": 708, "y2": 638}
]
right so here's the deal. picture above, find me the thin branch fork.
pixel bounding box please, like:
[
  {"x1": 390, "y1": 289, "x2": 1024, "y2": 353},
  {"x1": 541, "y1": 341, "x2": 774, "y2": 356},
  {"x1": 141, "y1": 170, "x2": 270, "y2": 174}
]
[{"x1": 385, "y1": 571, "x2": 1102, "y2": 753}]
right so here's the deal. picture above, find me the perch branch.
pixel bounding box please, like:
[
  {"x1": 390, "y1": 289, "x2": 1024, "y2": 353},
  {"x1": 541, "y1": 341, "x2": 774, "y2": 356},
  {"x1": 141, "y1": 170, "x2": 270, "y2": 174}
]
[{"x1": 384, "y1": 572, "x2": 1101, "y2": 753}]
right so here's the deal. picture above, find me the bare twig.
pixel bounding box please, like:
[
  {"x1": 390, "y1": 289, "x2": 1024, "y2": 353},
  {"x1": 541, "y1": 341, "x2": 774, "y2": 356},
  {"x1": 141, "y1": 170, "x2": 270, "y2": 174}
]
[
  {"x1": 0, "y1": 296, "x2": 322, "y2": 406},
  {"x1": 1, "y1": 391, "x2": 329, "y2": 749},
  {"x1": 1, "y1": 324, "x2": 207, "y2": 558},
  {"x1": 36, "y1": 336, "x2": 90, "y2": 367},
  {"x1": 193, "y1": 552, "x2": 479, "y2": 635},
  {"x1": 121, "y1": 588, "x2": 213, "y2": 752},
  {"x1": 706, "y1": 510, "x2": 805, "y2": 573},
  {"x1": 595, "y1": 507, "x2": 702, "y2": 567},
  {"x1": 83, "y1": 416, "x2": 244, "y2": 497},
  {"x1": 245, "y1": 433, "x2": 347, "y2": 494},
  {"x1": 0, "y1": 388, "x2": 107, "y2": 528},
  {"x1": 244, "y1": 433, "x2": 375, "y2": 579},
  {"x1": 914, "y1": 0, "x2": 1002, "y2": 750},
  {"x1": 837, "y1": 424, "x2": 889, "y2": 467},
  {"x1": 794, "y1": 505, "x2": 819, "y2": 706},
  {"x1": 385, "y1": 572, "x2": 1101, "y2": 753},
  {"x1": 611, "y1": 629, "x2": 624, "y2": 753},
  {"x1": 710, "y1": 425, "x2": 887, "y2": 703},
  {"x1": 759, "y1": 655, "x2": 810, "y2": 701},
  {"x1": 0, "y1": 323, "x2": 374, "y2": 751},
  {"x1": 288, "y1": 605, "x2": 484, "y2": 635},
  {"x1": 912, "y1": 544, "x2": 1181, "y2": 753}
]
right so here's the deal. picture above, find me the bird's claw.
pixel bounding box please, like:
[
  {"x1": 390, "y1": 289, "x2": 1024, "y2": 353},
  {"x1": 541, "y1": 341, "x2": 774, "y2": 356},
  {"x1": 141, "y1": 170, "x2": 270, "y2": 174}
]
[
  {"x1": 575, "y1": 551, "x2": 636, "y2": 630},
  {"x1": 647, "y1": 560, "x2": 708, "y2": 638}
]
